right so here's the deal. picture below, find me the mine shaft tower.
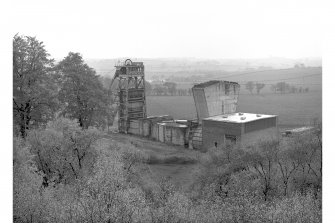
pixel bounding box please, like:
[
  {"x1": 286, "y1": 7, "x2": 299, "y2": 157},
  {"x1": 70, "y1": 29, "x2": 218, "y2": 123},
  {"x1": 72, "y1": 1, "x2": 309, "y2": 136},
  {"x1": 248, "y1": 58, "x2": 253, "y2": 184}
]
[{"x1": 114, "y1": 59, "x2": 147, "y2": 133}]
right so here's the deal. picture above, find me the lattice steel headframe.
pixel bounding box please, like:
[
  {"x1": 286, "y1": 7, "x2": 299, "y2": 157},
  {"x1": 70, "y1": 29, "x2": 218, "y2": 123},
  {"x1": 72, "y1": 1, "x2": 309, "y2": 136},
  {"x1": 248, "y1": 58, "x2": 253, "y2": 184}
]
[{"x1": 114, "y1": 59, "x2": 147, "y2": 133}]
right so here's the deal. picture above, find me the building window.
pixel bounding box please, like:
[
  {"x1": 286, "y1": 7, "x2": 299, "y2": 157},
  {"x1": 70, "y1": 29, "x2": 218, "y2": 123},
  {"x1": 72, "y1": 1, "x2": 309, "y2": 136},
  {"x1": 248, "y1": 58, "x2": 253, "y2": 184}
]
[{"x1": 225, "y1": 134, "x2": 237, "y2": 144}]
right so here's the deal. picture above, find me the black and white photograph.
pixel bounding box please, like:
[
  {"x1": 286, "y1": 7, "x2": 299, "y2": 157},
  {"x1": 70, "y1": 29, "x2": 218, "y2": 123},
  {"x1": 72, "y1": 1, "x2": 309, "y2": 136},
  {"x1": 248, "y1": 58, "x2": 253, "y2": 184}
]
[{"x1": 3, "y1": 0, "x2": 334, "y2": 222}]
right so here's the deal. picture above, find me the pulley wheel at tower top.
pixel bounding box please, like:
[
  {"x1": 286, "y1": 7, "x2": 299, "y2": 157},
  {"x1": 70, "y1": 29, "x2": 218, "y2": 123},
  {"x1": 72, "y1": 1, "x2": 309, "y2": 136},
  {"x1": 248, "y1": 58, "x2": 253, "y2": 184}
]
[{"x1": 125, "y1": 59, "x2": 132, "y2": 66}]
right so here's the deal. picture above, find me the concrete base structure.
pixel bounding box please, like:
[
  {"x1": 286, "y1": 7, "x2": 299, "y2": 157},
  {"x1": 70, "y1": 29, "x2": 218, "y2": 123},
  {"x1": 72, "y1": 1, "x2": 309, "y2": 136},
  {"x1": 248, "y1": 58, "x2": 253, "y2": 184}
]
[{"x1": 202, "y1": 112, "x2": 279, "y2": 150}]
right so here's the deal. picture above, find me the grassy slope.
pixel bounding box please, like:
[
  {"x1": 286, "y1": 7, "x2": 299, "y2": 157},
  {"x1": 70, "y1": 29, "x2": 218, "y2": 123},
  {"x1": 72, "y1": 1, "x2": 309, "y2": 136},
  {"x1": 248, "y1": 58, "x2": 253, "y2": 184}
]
[{"x1": 103, "y1": 133, "x2": 200, "y2": 190}]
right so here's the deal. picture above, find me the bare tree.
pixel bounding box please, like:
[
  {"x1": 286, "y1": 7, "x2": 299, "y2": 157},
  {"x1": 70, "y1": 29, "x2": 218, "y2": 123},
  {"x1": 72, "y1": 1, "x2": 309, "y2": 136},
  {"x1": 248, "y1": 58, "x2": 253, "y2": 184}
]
[
  {"x1": 245, "y1": 140, "x2": 280, "y2": 201},
  {"x1": 276, "y1": 149, "x2": 299, "y2": 196}
]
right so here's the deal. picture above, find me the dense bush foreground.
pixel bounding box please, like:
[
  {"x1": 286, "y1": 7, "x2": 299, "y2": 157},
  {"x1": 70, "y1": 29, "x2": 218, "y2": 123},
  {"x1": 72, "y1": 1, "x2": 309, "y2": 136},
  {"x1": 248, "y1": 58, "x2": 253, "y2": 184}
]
[{"x1": 13, "y1": 118, "x2": 322, "y2": 223}]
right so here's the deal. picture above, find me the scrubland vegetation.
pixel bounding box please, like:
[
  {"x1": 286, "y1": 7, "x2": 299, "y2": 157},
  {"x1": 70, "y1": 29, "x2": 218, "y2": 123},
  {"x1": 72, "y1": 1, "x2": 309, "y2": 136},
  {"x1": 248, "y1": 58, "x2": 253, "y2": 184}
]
[
  {"x1": 14, "y1": 118, "x2": 322, "y2": 222},
  {"x1": 13, "y1": 35, "x2": 322, "y2": 222}
]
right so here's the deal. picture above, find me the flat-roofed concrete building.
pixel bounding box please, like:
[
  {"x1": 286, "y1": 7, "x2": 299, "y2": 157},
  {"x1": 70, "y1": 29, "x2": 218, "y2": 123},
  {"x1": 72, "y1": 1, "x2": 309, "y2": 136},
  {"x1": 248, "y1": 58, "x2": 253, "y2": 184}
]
[{"x1": 202, "y1": 112, "x2": 279, "y2": 150}]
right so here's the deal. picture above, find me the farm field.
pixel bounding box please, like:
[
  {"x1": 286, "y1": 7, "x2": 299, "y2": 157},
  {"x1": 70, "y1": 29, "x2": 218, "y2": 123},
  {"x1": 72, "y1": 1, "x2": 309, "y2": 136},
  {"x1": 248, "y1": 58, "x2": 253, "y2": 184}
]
[{"x1": 146, "y1": 91, "x2": 322, "y2": 128}]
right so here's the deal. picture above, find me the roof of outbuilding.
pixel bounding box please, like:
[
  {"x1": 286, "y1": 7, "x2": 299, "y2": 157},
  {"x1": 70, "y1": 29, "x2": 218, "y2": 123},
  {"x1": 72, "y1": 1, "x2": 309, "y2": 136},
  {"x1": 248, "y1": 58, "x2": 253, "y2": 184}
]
[
  {"x1": 158, "y1": 122, "x2": 188, "y2": 128},
  {"x1": 286, "y1": 126, "x2": 314, "y2": 133},
  {"x1": 193, "y1": 80, "x2": 239, "y2": 89},
  {"x1": 203, "y1": 112, "x2": 277, "y2": 123}
]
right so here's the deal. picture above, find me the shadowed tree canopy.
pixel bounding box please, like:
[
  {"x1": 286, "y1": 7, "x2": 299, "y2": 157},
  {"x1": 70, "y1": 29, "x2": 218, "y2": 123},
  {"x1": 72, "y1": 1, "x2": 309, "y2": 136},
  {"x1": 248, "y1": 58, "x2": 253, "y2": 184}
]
[
  {"x1": 256, "y1": 83, "x2": 265, "y2": 94},
  {"x1": 245, "y1": 81, "x2": 255, "y2": 94},
  {"x1": 27, "y1": 118, "x2": 101, "y2": 186},
  {"x1": 276, "y1": 82, "x2": 290, "y2": 94},
  {"x1": 13, "y1": 35, "x2": 59, "y2": 138},
  {"x1": 57, "y1": 52, "x2": 108, "y2": 129},
  {"x1": 145, "y1": 81, "x2": 152, "y2": 95},
  {"x1": 163, "y1": 81, "x2": 177, "y2": 95}
]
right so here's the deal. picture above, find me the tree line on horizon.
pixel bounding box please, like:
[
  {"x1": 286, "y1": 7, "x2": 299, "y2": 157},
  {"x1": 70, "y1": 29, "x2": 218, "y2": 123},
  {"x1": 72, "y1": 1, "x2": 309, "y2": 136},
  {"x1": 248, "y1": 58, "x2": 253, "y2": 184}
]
[{"x1": 245, "y1": 81, "x2": 309, "y2": 95}]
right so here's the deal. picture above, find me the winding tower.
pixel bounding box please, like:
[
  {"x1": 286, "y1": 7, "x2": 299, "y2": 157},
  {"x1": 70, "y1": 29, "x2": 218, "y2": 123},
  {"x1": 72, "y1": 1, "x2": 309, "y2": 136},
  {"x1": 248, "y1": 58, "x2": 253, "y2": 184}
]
[{"x1": 114, "y1": 59, "x2": 147, "y2": 133}]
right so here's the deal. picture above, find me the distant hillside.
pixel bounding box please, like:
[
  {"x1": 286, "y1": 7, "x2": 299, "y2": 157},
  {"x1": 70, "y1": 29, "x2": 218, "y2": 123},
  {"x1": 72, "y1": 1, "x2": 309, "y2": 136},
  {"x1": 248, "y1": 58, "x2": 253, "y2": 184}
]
[
  {"x1": 189, "y1": 67, "x2": 322, "y2": 93},
  {"x1": 85, "y1": 57, "x2": 322, "y2": 80},
  {"x1": 88, "y1": 58, "x2": 321, "y2": 94}
]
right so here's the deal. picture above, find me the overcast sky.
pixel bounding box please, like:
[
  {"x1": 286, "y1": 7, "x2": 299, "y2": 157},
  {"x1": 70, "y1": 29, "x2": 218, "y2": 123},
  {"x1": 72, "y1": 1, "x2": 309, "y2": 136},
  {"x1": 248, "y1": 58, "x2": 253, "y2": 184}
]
[{"x1": 10, "y1": 0, "x2": 323, "y2": 59}]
